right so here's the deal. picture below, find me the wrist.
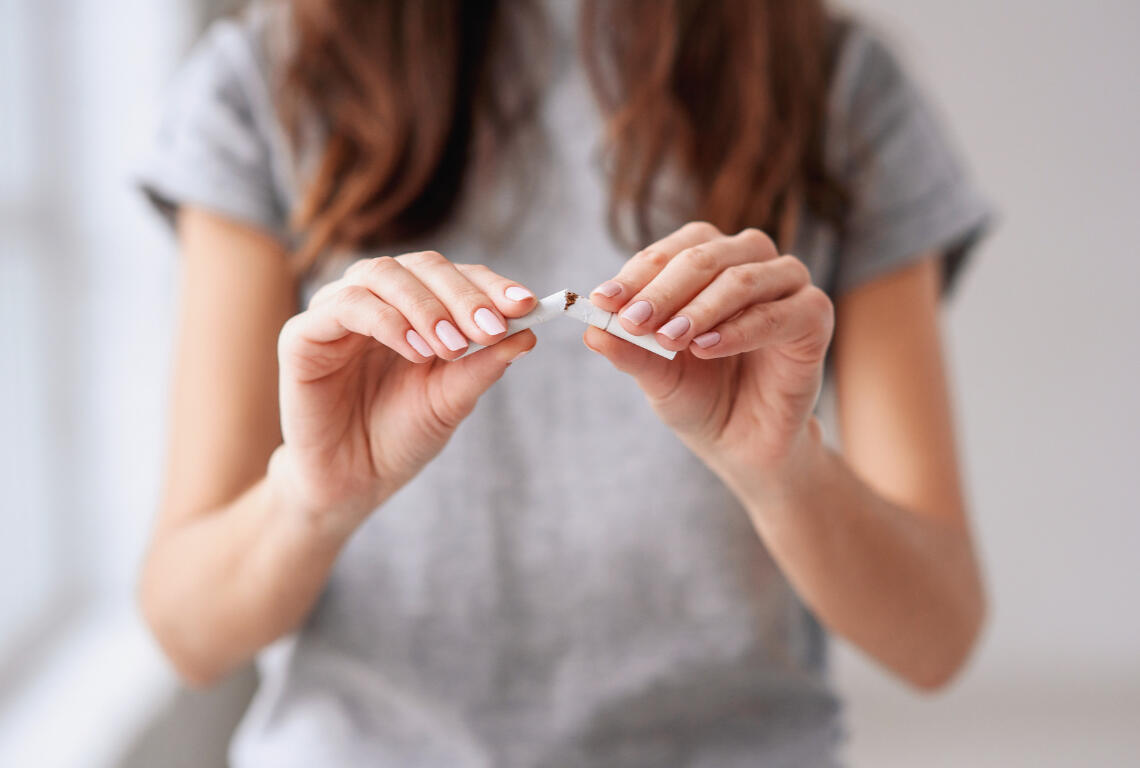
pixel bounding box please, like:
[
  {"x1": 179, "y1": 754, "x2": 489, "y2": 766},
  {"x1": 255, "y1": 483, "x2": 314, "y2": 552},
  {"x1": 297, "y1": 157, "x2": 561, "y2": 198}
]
[
  {"x1": 265, "y1": 445, "x2": 379, "y2": 549},
  {"x1": 710, "y1": 417, "x2": 832, "y2": 517}
]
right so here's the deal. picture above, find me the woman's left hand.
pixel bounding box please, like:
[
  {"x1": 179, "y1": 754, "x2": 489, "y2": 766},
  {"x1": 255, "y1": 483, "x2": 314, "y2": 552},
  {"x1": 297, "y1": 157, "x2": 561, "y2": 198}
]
[{"x1": 585, "y1": 222, "x2": 834, "y2": 493}]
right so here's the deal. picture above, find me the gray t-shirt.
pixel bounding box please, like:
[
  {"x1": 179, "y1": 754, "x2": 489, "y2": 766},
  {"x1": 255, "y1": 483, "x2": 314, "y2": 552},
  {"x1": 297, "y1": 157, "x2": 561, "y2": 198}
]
[{"x1": 141, "y1": 5, "x2": 990, "y2": 767}]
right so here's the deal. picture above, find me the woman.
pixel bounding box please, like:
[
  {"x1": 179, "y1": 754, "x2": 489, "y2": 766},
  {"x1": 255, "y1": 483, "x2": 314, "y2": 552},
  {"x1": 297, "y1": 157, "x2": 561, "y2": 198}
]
[{"x1": 139, "y1": 0, "x2": 990, "y2": 764}]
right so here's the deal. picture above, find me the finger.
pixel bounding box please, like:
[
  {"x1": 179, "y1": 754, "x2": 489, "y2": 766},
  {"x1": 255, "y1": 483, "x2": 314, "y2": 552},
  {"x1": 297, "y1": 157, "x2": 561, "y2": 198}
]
[
  {"x1": 429, "y1": 330, "x2": 538, "y2": 428},
  {"x1": 582, "y1": 325, "x2": 678, "y2": 399},
  {"x1": 397, "y1": 251, "x2": 510, "y2": 348},
  {"x1": 342, "y1": 255, "x2": 467, "y2": 359},
  {"x1": 688, "y1": 285, "x2": 834, "y2": 360},
  {"x1": 307, "y1": 277, "x2": 346, "y2": 309},
  {"x1": 589, "y1": 221, "x2": 722, "y2": 311},
  {"x1": 453, "y1": 263, "x2": 538, "y2": 318},
  {"x1": 653, "y1": 255, "x2": 811, "y2": 351},
  {"x1": 614, "y1": 229, "x2": 780, "y2": 338},
  {"x1": 279, "y1": 286, "x2": 433, "y2": 382}
]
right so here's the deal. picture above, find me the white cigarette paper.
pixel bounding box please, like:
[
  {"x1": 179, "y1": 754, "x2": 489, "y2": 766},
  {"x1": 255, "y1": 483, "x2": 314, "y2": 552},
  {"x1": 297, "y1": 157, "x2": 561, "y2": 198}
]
[
  {"x1": 457, "y1": 291, "x2": 568, "y2": 359},
  {"x1": 560, "y1": 292, "x2": 678, "y2": 360},
  {"x1": 457, "y1": 289, "x2": 677, "y2": 360}
]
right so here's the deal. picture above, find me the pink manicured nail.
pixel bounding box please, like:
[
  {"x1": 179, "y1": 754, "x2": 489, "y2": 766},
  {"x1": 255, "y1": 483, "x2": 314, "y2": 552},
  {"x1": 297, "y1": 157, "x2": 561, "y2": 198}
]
[
  {"x1": 693, "y1": 331, "x2": 721, "y2": 349},
  {"x1": 620, "y1": 300, "x2": 653, "y2": 325},
  {"x1": 406, "y1": 329, "x2": 434, "y2": 358},
  {"x1": 657, "y1": 316, "x2": 691, "y2": 340},
  {"x1": 508, "y1": 348, "x2": 531, "y2": 364},
  {"x1": 592, "y1": 280, "x2": 623, "y2": 298},
  {"x1": 435, "y1": 319, "x2": 468, "y2": 351},
  {"x1": 504, "y1": 285, "x2": 534, "y2": 302},
  {"x1": 474, "y1": 307, "x2": 506, "y2": 335}
]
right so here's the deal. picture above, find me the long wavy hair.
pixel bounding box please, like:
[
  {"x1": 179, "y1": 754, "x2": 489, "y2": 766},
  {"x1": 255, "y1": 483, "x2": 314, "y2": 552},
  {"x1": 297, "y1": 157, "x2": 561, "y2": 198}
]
[{"x1": 280, "y1": 0, "x2": 846, "y2": 268}]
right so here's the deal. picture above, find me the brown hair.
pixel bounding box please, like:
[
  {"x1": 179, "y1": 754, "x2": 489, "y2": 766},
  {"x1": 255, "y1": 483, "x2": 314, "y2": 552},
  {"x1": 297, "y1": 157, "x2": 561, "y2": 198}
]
[{"x1": 281, "y1": 0, "x2": 845, "y2": 268}]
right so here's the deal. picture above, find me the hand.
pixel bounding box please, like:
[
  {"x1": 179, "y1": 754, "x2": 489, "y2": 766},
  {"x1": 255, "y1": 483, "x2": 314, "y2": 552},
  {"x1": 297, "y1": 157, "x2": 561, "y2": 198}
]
[
  {"x1": 273, "y1": 252, "x2": 537, "y2": 530},
  {"x1": 585, "y1": 222, "x2": 834, "y2": 493}
]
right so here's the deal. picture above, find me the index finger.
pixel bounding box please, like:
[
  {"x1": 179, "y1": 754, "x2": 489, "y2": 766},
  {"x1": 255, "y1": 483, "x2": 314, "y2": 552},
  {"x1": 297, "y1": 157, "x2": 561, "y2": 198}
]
[
  {"x1": 453, "y1": 263, "x2": 539, "y2": 318},
  {"x1": 588, "y1": 221, "x2": 722, "y2": 312}
]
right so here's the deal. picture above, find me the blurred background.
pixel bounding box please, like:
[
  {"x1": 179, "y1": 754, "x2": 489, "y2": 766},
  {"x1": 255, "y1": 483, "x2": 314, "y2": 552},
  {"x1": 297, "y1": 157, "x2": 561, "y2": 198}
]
[{"x1": 1, "y1": 0, "x2": 1137, "y2": 766}]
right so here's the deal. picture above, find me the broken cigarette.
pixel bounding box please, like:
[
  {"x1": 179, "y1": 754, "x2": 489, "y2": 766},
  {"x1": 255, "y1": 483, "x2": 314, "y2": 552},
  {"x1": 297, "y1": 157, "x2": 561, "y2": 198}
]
[
  {"x1": 560, "y1": 290, "x2": 678, "y2": 359},
  {"x1": 458, "y1": 289, "x2": 677, "y2": 360}
]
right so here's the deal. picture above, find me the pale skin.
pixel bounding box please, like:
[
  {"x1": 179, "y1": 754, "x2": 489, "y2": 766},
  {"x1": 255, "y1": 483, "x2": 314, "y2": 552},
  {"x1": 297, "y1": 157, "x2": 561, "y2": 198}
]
[{"x1": 140, "y1": 209, "x2": 985, "y2": 690}]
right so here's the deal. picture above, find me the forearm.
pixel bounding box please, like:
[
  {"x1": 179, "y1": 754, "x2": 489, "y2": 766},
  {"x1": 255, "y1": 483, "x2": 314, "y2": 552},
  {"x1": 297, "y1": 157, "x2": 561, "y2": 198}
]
[
  {"x1": 139, "y1": 451, "x2": 358, "y2": 686},
  {"x1": 723, "y1": 424, "x2": 985, "y2": 689}
]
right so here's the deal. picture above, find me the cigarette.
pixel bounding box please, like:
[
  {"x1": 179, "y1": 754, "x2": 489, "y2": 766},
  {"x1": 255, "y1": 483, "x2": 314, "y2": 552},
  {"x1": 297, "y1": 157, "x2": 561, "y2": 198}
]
[
  {"x1": 457, "y1": 291, "x2": 569, "y2": 359},
  {"x1": 457, "y1": 289, "x2": 677, "y2": 360},
  {"x1": 560, "y1": 291, "x2": 677, "y2": 360}
]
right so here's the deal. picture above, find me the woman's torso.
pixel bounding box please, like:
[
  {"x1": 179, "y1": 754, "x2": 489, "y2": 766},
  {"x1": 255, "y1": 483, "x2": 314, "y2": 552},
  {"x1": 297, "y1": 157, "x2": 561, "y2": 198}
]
[
  {"x1": 146, "y1": 0, "x2": 989, "y2": 763},
  {"x1": 217, "y1": 5, "x2": 844, "y2": 767}
]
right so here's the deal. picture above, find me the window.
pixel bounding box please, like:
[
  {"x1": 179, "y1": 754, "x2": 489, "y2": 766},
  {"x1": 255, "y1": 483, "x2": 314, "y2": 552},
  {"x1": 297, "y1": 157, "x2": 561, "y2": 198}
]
[{"x1": 0, "y1": 2, "x2": 211, "y2": 765}]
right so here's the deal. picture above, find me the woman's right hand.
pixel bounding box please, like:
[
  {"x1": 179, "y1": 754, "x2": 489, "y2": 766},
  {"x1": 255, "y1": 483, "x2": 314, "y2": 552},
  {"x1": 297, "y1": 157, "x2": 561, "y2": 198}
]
[{"x1": 271, "y1": 251, "x2": 538, "y2": 532}]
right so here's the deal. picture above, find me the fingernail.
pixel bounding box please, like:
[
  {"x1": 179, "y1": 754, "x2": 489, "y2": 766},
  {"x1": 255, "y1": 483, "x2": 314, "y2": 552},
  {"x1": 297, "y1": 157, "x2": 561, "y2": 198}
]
[
  {"x1": 591, "y1": 280, "x2": 622, "y2": 298},
  {"x1": 504, "y1": 285, "x2": 534, "y2": 302},
  {"x1": 474, "y1": 307, "x2": 506, "y2": 335},
  {"x1": 620, "y1": 300, "x2": 653, "y2": 325},
  {"x1": 657, "y1": 316, "x2": 691, "y2": 340},
  {"x1": 508, "y1": 348, "x2": 531, "y2": 364},
  {"x1": 693, "y1": 331, "x2": 721, "y2": 349},
  {"x1": 406, "y1": 329, "x2": 434, "y2": 358},
  {"x1": 435, "y1": 319, "x2": 468, "y2": 351}
]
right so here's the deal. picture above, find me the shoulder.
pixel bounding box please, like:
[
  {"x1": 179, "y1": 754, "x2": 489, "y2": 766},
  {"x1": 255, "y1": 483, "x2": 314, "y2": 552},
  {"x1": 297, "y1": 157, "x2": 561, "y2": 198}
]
[
  {"x1": 821, "y1": 20, "x2": 993, "y2": 297},
  {"x1": 824, "y1": 22, "x2": 927, "y2": 171},
  {"x1": 141, "y1": 1, "x2": 297, "y2": 239},
  {"x1": 832, "y1": 23, "x2": 910, "y2": 108},
  {"x1": 171, "y1": 2, "x2": 289, "y2": 129}
]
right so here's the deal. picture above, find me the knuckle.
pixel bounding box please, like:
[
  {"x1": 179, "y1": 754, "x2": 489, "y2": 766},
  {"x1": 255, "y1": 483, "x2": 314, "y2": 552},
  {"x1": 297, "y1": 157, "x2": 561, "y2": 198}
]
[
  {"x1": 680, "y1": 244, "x2": 718, "y2": 273},
  {"x1": 721, "y1": 323, "x2": 741, "y2": 347},
  {"x1": 633, "y1": 248, "x2": 671, "y2": 271},
  {"x1": 736, "y1": 227, "x2": 775, "y2": 252},
  {"x1": 726, "y1": 262, "x2": 762, "y2": 289},
  {"x1": 736, "y1": 227, "x2": 761, "y2": 243},
  {"x1": 681, "y1": 298, "x2": 712, "y2": 326},
  {"x1": 463, "y1": 263, "x2": 493, "y2": 277},
  {"x1": 400, "y1": 250, "x2": 447, "y2": 269},
  {"x1": 427, "y1": 380, "x2": 475, "y2": 432},
  {"x1": 334, "y1": 284, "x2": 369, "y2": 311},
  {"x1": 433, "y1": 396, "x2": 470, "y2": 432},
  {"x1": 372, "y1": 300, "x2": 402, "y2": 326},
  {"x1": 407, "y1": 290, "x2": 445, "y2": 317},
  {"x1": 683, "y1": 220, "x2": 720, "y2": 241},
  {"x1": 783, "y1": 255, "x2": 812, "y2": 285},
  {"x1": 451, "y1": 283, "x2": 488, "y2": 308},
  {"x1": 363, "y1": 255, "x2": 399, "y2": 282},
  {"x1": 803, "y1": 285, "x2": 835, "y2": 326},
  {"x1": 754, "y1": 303, "x2": 782, "y2": 335}
]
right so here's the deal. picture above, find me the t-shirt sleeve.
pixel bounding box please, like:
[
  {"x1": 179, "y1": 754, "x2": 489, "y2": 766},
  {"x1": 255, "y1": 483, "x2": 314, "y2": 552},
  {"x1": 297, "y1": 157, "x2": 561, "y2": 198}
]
[
  {"x1": 138, "y1": 18, "x2": 287, "y2": 239},
  {"x1": 827, "y1": 27, "x2": 993, "y2": 297}
]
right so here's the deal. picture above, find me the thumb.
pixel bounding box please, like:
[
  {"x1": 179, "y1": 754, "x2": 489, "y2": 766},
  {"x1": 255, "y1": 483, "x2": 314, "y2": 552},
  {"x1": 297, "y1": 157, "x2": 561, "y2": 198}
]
[
  {"x1": 582, "y1": 326, "x2": 678, "y2": 400},
  {"x1": 429, "y1": 330, "x2": 537, "y2": 427}
]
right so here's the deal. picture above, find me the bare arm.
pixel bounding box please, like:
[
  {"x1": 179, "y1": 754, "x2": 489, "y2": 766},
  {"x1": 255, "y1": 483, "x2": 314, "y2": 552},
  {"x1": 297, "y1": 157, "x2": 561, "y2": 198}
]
[
  {"x1": 139, "y1": 207, "x2": 537, "y2": 686},
  {"x1": 139, "y1": 208, "x2": 343, "y2": 685},
  {"x1": 584, "y1": 221, "x2": 985, "y2": 690},
  {"x1": 743, "y1": 255, "x2": 985, "y2": 689}
]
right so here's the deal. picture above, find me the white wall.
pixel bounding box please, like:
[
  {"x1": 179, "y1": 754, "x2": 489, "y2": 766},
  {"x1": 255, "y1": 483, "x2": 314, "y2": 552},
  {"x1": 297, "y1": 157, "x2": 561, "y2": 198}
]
[{"x1": 833, "y1": 1, "x2": 1140, "y2": 765}]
